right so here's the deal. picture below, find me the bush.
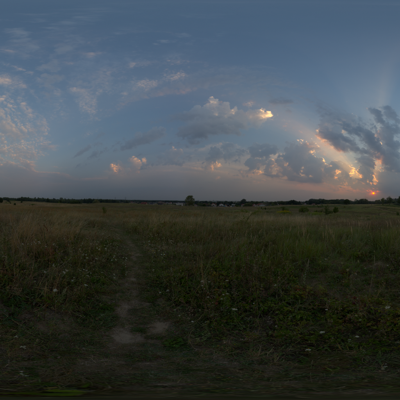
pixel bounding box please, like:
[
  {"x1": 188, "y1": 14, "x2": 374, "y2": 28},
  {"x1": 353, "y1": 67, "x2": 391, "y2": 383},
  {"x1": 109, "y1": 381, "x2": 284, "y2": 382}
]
[
  {"x1": 299, "y1": 206, "x2": 309, "y2": 213},
  {"x1": 333, "y1": 207, "x2": 339, "y2": 213},
  {"x1": 324, "y1": 206, "x2": 332, "y2": 215}
]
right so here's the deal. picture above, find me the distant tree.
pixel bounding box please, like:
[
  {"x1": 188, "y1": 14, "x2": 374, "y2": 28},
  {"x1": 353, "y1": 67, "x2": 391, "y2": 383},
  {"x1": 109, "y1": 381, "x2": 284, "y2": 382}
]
[
  {"x1": 381, "y1": 198, "x2": 385, "y2": 204},
  {"x1": 185, "y1": 195, "x2": 195, "y2": 206},
  {"x1": 387, "y1": 196, "x2": 393, "y2": 204},
  {"x1": 343, "y1": 199, "x2": 350, "y2": 205}
]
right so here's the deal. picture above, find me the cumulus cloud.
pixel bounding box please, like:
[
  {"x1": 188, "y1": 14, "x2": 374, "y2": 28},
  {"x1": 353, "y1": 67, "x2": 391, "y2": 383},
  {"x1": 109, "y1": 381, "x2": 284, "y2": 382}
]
[
  {"x1": 204, "y1": 142, "x2": 247, "y2": 170},
  {"x1": 316, "y1": 105, "x2": 400, "y2": 185},
  {"x1": 130, "y1": 156, "x2": 147, "y2": 170},
  {"x1": 120, "y1": 127, "x2": 166, "y2": 151},
  {"x1": 269, "y1": 98, "x2": 293, "y2": 105},
  {"x1": 175, "y1": 96, "x2": 273, "y2": 144},
  {"x1": 110, "y1": 156, "x2": 147, "y2": 174},
  {"x1": 243, "y1": 140, "x2": 361, "y2": 188},
  {"x1": 244, "y1": 143, "x2": 279, "y2": 174}
]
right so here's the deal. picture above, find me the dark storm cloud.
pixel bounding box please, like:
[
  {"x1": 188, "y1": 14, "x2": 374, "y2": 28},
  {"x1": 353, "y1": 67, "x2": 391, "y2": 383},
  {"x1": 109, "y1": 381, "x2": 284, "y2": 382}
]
[
  {"x1": 120, "y1": 127, "x2": 166, "y2": 151},
  {"x1": 269, "y1": 98, "x2": 293, "y2": 105}
]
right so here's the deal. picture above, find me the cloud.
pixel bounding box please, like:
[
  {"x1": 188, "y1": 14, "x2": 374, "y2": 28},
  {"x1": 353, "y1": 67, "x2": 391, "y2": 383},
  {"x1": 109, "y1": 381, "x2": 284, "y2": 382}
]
[
  {"x1": 5, "y1": 28, "x2": 39, "y2": 55},
  {"x1": 0, "y1": 94, "x2": 50, "y2": 165},
  {"x1": 73, "y1": 145, "x2": 91, "y2": 158},
  {"x1": 120, "y1": 127, "x2": 166, "y2": 151},
  {"x1": 158, "y1": 146, "x2": 188, "y2": 166},
  {"x1": 110, "y1": 156, "x2": 147, "y2": 174},
  {"x1": 175, "y1": 96, "x2": 273, "y2": 144},
  {"x1": 133, "y1": 79, "x2": 158, "y2": 91},
  {"x1": 243, "y1": 140, "x2": 362, "y2": 188},
  {"x1": 204, "y1": 142, "x2": 247, "y2": 170},
  {"x1": 316, "y1": 105, "x2": 400, "y2": 185},
  {"x1": 265, "y1": 141, "x2": 326, "y2": 183},
  {"x1": 130, "y1": 156, "x2": 146, "y2": 170},
  {"x1": 37, "y1": 60, "x2": 61, "y2": 73},
  {"x1": 70, "y1": 87, "x2": 98, "y2": 115},
  {"x1": 269, "y1": 98, "x2": 293, "y2": 105},
  {"x1": 0, "y1": 74, "x2": 26, "y2": 89},
  {"x1": 166, "y1": 71, "x2": 186, "y2": 81},
  {"x1": 244, "y1": 143, "x2": 279, "y2": 174},
  {"x1": 37, "y1": 73, "x2": 64, "y2": 89},
  {"x1": 110, "y1": 163, "x2": 122, "y2": 173}
]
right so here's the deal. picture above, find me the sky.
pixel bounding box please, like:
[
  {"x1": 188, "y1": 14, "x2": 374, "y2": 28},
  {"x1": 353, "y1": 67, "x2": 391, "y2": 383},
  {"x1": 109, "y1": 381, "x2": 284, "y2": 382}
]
[{"x1": 1, "y1": 0, "x2": 400, "y2": 201}]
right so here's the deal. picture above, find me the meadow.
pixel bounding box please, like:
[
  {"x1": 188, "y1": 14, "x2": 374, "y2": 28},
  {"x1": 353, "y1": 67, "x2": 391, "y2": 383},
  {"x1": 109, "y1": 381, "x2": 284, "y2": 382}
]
[{"x1": 1, "y1": 202, "x2": 400, "y2": 395}]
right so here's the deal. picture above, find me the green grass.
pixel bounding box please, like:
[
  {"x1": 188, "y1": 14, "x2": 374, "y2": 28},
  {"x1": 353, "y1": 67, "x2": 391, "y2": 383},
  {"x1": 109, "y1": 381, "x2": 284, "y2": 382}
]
[
  {"x1": 125, "y1": 204, "x2": 400, "y2": 358},
  {"x1": 2, "y1": 202, "x2": 400, "y2": 395},
  {"x1": 0, "y1": 207, "x2": 129, "y2": 327}
]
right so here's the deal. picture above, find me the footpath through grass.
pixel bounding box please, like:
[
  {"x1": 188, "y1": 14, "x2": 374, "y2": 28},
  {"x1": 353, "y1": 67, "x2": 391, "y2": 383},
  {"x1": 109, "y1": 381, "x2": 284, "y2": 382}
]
[{"x1": 1, "y1": 202, "x2": 400, "y2": 396}]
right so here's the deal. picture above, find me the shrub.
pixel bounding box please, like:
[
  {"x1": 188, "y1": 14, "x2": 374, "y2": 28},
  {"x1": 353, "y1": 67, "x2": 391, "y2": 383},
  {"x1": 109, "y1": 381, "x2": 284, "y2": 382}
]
[
  {"x1": 324, "y1": 206, "x2": 332, "y2": 215},
  {"x1": 333, "y1": 207, "x2": 339, "y2": 213},
  {"x1": 299, "y1": 206, "x2": 309, "y2": 213}
]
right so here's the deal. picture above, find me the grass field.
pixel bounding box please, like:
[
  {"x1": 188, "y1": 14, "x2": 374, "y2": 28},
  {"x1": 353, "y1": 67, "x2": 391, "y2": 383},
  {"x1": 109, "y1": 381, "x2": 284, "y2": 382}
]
[{"x1": 1, "y1": 202, "x2": 400, "y2": 396}]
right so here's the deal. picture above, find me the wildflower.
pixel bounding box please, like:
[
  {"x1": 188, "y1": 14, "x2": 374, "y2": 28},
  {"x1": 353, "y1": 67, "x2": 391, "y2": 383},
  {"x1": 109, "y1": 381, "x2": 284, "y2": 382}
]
[
  {"x1": 319, "y1": 331, "x2": 325, "y2": 334},
  {"x1": 355, "y1": 335, "x2": 359, "y2": 338},
  {"x1": 20, "y1": 346, "x2": 26, "y2": 349},
  {"x1": 385, "y1": 306, "x2": 391, "y2": 309},
  {"x1": 232, "y1": 308, "x2": 238, "y2": 311},
  {"x1": 53, "y1": 289, "x2": 58, "y2": 292},
  {"x1": 305, "y1": 349, "x2": 311, "y2": 351}
]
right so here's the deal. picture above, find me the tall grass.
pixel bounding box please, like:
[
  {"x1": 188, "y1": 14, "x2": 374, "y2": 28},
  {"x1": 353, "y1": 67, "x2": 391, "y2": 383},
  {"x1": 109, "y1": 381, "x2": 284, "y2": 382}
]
[
  {"x1": 126, "y1": 207, "x2": 400, "y2": 352},
  {"x1": 0, "y1": 206, "x2": 128, "y2": 327}
]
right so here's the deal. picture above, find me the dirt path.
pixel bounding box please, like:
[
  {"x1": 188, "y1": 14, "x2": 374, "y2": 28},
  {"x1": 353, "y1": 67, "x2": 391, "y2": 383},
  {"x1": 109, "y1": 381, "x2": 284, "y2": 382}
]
[{"x1": 2, "y1": 225, "x2": 400, "y2": 398}]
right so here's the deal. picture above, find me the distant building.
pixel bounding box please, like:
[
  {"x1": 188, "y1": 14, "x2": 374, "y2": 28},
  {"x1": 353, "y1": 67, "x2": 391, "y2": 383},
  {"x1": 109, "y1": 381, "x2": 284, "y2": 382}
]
[
  {"x1": 211, "y1": 203, "x2": 217, "y2": 207},
  {"x1": 175, "y1": 202, "x2": 184, "y2": 206}
]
